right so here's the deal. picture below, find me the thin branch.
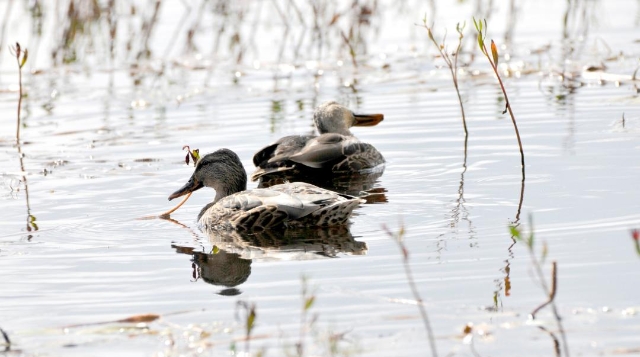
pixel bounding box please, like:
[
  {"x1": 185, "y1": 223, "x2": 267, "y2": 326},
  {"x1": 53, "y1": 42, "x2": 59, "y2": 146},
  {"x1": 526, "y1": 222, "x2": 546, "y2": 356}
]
[{"x1": 383, "y1": 224, "x2": 438, "y2": 357}]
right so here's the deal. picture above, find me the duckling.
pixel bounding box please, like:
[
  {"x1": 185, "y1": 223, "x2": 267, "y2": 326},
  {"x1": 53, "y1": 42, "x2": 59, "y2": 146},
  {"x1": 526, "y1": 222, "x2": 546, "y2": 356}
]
[
  {"x1": 251, "y1": 101, "x2": 384, "y2": 181},
  {"x1": 168, "y1": 148, "x2": 364, "y2": 230}
]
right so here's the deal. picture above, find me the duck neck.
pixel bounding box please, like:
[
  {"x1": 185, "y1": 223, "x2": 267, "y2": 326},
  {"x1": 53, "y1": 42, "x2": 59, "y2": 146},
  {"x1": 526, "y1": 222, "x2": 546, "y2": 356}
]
[{"x1": 212, "y1": 174, "x2": 247, "y2": 204}]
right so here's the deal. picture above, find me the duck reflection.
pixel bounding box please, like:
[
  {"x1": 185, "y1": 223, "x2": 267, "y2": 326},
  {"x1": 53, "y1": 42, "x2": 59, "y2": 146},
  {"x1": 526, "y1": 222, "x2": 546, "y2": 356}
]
[{"x1": 172, "y1": 226, "x2": 366, "y2": 295}]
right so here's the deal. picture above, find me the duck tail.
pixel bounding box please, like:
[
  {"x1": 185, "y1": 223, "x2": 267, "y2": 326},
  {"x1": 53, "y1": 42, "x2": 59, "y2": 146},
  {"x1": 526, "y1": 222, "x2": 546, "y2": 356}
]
[
  {"x1": 250, "y1": 166, "x2": 295, "y2": 181},
  {"x1": 307, "y1": 198, "x2": 365, "y2": 226}
]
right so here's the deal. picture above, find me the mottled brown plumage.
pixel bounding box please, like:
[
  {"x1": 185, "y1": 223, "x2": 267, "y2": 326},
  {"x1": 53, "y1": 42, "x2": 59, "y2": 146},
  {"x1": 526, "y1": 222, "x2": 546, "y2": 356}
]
[
  {"x1": 251, "y1": 101, "x2": 385, "y2": 181},
  {"x1": 169, "y1": 148, "x2": 364, "y2": 230}
]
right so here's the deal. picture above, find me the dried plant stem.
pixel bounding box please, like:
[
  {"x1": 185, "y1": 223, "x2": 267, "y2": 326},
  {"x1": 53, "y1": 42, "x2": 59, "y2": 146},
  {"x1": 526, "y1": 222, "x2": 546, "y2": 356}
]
[
  {"x1": 523, "y1": 235, "x2": 569, "y2": 357},
  {"x1": 340, "y1": 30, "x2": 358, "y2": 68},
  {"x1": 530, "y1": 261, "x2": 557, "y2": 318},
  {"x1": 15, "y1": 50, "x2": 23, "y2": 144},
  {"x1": 159, "y1": 192, "x2": 192, "y2": 218},
  {"x1": 383, "y1": 224, "x2": 438, "y2": 357},
  {"x1": 422, "y1": 21, "x2": 468, "y2": 139},
  {"x1": 0, "y1": 327, "x2": 10, "y2": 347}
]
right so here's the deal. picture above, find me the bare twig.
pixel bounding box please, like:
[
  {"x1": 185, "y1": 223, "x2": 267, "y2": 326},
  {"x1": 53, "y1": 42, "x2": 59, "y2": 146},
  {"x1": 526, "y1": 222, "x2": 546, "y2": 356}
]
[
  {"x1": 530, "y1": 261, "x2": 557, "y2": 318},
  {"x1": 421, "y1": 18, "x2": 468, "y2": 140},
  {"x1": 382, "y1": 223, "x2": 438, "y2": 357},
  {"x1": 0, "y1": 327, "x2": 10, "y2": 347},
  {"x1": 340, "y1": 30, "x2": 358, "y2": 68},
  {"x1": 510, "y1": 218, "x2": 570, "y2": 357}
]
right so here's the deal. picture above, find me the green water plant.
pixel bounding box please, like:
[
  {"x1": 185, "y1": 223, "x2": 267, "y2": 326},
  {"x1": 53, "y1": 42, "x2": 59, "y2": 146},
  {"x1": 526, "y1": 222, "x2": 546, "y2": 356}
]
[
  {"x1": 421, "y1": 17, "x2": 468, "y2": 142},
  {"x1": 9, "y1": 42, "x2": 27, "y2": 143},
  {"x1": 382, "y1": 222, "x2": 438, "y2": 357},
  {"x1": 9, "y1": 42, "x2": 37, "y2": 235},
  {"x1": 509, "y1": 216, "x2": 570, "y2": 357},
  {"x1": 473, "y1": 18, "x2": 525, "y2": 174},
  {"x1": 295, "y1": 275, "x2": 317, "y2": 356},
  {"x1": 235, "y1": 300, "x2": 257, "y2": 354}
]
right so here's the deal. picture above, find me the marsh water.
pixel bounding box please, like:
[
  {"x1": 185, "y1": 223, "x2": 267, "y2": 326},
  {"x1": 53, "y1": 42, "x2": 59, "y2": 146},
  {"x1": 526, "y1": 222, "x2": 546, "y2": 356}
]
[{"x1": 1, "y1": 1, "x2": 640, "y2": 356}]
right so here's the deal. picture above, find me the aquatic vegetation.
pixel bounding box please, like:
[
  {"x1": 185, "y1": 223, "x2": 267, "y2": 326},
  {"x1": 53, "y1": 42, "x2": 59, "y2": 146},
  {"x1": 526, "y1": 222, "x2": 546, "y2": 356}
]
[
  {"x1": 510, "y1": 216, "x2": 570, "y2": 357},
  {"x1": 235, "y1": 300, "x2": 257, "y2": 354},
  {"x1": 473, "y1": 17, "x2": 525, "y2": 174},
  {"x1": 383, "y1": 222, "x2": 438, "y2": 357},
  {"x1": 421, "y1": 17, "x2": 468, "y2": 142}
]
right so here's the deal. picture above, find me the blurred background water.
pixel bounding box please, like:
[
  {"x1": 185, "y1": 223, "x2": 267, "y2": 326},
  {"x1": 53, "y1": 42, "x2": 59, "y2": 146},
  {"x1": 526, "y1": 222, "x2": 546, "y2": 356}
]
[{"x1": 1, "y1": 0, "x2": 640, "y2": 356}]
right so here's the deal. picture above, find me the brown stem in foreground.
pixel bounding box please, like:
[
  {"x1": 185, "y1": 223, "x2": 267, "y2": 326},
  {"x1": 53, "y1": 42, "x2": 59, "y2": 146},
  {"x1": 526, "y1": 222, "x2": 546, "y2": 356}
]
[
  {"x1": 512, "y1": 217, "x2": 570, "y2": 357},
  {"x1": 530, "y1": 261, "x2": 557, "y2": 318},
  {"x1": 0, "y1": 327, "x2": 10, "y2": 348},
  {"x1": 383, "y1": 224, "x2": 438, "y2": 357}
]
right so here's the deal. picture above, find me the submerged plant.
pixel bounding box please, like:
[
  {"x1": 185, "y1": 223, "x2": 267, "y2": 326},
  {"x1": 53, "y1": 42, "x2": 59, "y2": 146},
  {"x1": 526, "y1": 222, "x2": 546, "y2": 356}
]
[
  {"x1": 382, "y1": 222, "x2": 438, "y2": 357},
  {"x1": 421, "y1": 17, "x2": 468, "y2": 142},
  {"x1": 510, "y1": 216, "x2": 570, "y2": 357}
]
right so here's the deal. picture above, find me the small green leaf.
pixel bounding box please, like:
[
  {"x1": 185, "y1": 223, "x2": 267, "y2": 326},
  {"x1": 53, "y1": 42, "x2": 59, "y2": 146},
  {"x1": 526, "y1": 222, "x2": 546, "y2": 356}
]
[
  {"x1": 20, "y1": 49, "x2": 28, "y2": 68},
  {"x1": 491, "y1": 40, "x2": 498, "y2": 65},
  {"x1": 477, "y1": 33, "x2": 485, "y2": 53},
  {"x1": 304, "y1": 296, "x2": 315, "y2": 311},
  {"x1": 509, "y1": 225, "x2": 521, "y2": 240},
  {"x1": 212, "y1": 245, "x2": 219, "y2": 254},
  {"x1": 246, "y1": 310, "x2": 256, "y2": 333}
]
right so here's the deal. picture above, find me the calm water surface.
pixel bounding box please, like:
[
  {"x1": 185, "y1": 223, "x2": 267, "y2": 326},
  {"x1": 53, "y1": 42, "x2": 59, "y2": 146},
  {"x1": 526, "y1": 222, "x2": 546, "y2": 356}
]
[{"x1": 1, "y1": 1, "x2": 639, "y2": 356}]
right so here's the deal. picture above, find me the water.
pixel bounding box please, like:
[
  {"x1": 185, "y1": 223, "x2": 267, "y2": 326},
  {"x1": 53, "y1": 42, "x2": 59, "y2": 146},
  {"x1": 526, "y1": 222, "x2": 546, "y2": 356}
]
[{"x1": 1, "y1": 0, "x2": 640, "y2": 356}]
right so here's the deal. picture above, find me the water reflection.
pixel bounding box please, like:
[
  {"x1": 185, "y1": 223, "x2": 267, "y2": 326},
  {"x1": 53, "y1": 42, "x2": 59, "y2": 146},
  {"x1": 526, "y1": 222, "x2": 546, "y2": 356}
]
[{"x1": 173, "y1": 226, "x2": 367, "y2": 295}]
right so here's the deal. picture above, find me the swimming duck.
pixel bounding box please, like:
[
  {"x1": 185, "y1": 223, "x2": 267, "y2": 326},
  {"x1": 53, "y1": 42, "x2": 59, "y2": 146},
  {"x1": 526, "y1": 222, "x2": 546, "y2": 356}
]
[
  {"x1": 168, "y1": 148, "x2": 364, "y2": 230},
  {"x1": 251, "y1": 101, "x2": 385, "y2": 181}
]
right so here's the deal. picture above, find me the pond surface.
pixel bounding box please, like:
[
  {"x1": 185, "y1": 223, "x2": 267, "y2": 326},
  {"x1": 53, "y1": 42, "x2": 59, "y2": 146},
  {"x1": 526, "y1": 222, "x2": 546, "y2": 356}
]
[{"x1": 1, "y1": 0, "x2": 640, "y2": 356}]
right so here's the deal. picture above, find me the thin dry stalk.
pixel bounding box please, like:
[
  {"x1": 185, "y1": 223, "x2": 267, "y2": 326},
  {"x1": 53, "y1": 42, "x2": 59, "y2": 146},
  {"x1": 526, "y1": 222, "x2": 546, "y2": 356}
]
[
  {"x1": 422, "y1": 19, "x2": 468, "y2": 141},
  {"x1": 0, "y1": 327, "x2": 10, "y2": 347},
  {"x1": 382, "y1": 223, "x2": 438, "y2": 357},
  {"x1": 340, "y1": 30, "x2": 358, "y2": 68},
  {"x1": 511, "y1": 219, "x2": 570, "y2": 357}
]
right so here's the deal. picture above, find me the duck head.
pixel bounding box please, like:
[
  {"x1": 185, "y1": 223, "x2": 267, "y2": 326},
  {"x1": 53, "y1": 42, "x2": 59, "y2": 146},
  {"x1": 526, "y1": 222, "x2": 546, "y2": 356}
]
[
  {"x1": 313, "y1": 101, "x2": 384, "y2": 136},
  {"x1": 169, "y1": 148, "x2": 248, "y2": 203}
]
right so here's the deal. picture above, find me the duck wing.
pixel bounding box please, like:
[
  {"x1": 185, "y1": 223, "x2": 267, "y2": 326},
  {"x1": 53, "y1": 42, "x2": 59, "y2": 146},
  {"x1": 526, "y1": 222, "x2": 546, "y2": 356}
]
[
  {"x1": 200, "y1": 187, "x2": 323, "y2": 230},
  {"x1": 268, "y1": 182, "x2": 365, "y2": 227},
  {"x1": 200, "y1": 183, "x2": 364, "y2": 230},
  {"x1": 251, "y1": 134, "x2": 315, "y2": 181},
  {"x1": 274, "y1": 133, "x2": 358, "y2": 169}
]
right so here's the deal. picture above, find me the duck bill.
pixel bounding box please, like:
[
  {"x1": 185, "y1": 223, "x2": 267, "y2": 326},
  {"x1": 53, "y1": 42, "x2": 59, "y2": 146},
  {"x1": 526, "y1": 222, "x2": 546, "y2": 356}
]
[
  {"x1": 169, "y1": 177, "x2": 203, "y2": 201},
  {"x1": 353, "y1": 113, "x2": 384, "y2": 127}
]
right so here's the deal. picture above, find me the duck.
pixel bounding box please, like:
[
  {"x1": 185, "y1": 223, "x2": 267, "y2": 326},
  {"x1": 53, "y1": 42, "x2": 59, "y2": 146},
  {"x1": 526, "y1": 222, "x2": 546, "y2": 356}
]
[
  {"x1": 251, "y1": 101, "x2": 385, "y2": 182},
  {"x1": 168, "y1": 148, "x2": 364, "y2": 230}
]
